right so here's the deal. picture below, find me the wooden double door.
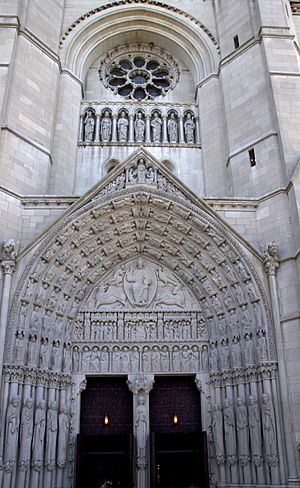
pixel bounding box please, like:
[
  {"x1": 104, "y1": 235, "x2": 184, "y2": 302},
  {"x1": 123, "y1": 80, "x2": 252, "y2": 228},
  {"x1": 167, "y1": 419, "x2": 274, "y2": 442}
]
[{"x1": 76, "y1": 376, "x2": 208, "y2": 488}]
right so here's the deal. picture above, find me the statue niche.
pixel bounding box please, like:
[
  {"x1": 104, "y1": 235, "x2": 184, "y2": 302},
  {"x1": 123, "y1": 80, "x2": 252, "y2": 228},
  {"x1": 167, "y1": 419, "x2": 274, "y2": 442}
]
[{"x1": 87, "y1": 258, "x2": 197, "y2": 310}]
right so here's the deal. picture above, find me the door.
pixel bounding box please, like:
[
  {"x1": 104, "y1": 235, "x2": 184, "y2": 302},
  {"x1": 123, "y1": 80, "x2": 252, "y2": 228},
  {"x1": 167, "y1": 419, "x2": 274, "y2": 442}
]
[
  {"x1": 150, "y1": 376, "x2": 208, "y2": 488},
  {"x1": 76, "y1": 433, "x2": 132, "y2": 488},
  {"x1": 76, "y1": 377, "x2": 133, "y2": 488}
]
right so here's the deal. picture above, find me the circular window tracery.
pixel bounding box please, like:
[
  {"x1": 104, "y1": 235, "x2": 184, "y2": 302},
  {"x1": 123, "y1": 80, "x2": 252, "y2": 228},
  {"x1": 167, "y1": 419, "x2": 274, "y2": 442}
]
[{"x1": 100, "y1": 44, "x2": 179, "y2": 101}]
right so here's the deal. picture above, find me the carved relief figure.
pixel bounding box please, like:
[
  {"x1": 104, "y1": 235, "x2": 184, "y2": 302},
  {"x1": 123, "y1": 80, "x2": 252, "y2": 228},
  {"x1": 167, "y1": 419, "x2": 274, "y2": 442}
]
[
  {"x1": 244, "y1": 334, "x2": 254, "y2": 364},
  {"x1": 19, "y1": 397, "x2": 34, "y2": 470},
  {"x1": 151, "y1": 112, "x2": 162, "y2": 142},
  {"x1": 135, "y1": 396, "x2": 148, "y2": 469},
  {"x1": 257, "y1": 330, "x2": 268, "y2": 361},
  {"x1": 84, "y1": 110, "x2": 95, "y2": 141},
  {"x1": 4, "y1": 396, "x2": 20, "y2": 470},
  {"x1": 248, "y1": 396, "x2": 263, "y2": 465},
  {"x1": 261, "y1": 394, "x2": 278, "y2": 465},
  {"x1": 168, "y1": 112, "x2": 178, "y2": 142},
  {"x1": 236, "y1": 398, "x2": 250, "y2": 465},
  {"x1": 101, "y1": 110, "x2": 112, "y2": 142},
  {"x1": 40, "y1": 337, "x2": 51, "y2": 369},
  {"x1": 223, "y1": 398, "x2": 237, "y2": 465},
  {"x1": 117, "y1": 111, "x2": 129, "y2": 141},
  {"x1": 94, "y1": 268, "x2": 127, "y2": 308},
  {"x1": 57, "y1": 406, "x2": 69, "y2": 468},
  {"x1": 124, "y1": 259, "x2": 156, "y2": 306},
  {"x1": 212, "y1": 404, "x2": 225, "y2": 464},
  {"x1": 135, "y1": 112, "x2": 145, "y2": 142},
  {"x1": 184, "y1": 113, "x2": 195, "y2": 143},
  {"x1": 32, "y1": 399, "x2": 46, "y2": 471},
  {"x1": 15, "y1": 330, "x2": 25, "y2": 363},
  {"x1": 209, "y1": 342, "x2": 219, "y2": 371},
  {"x1": 45, "y1": 401, "x2": 58, "y2": 470}
]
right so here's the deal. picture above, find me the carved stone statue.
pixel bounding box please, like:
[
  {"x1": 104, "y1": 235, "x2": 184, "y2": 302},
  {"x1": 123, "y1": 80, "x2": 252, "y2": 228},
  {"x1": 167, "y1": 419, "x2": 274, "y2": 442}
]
[
  {"x1": 124, "y1": 258, "x2": 156, "y2": 307},
  {"x1": 236, "y1": 398, "x2": 250, "y2": 465},
  {"x1": 168, "y1": 112, "x2": 178, "y2": 142},
  {"x1": 212, "y1": 403, "x2": 225, "y2": 465},
  {"x1": 84, "y1": 110, "x2": 95, "y2": 142},
  {"x1": 257, "y1": 330, "x2": 268, "y2": 361},
  {"x1": 27, "y1": 334, "x2": 38, "y2": 367},
  {"x1": 219, "y1": 340, "x2": 230, "y2": 370},
  {"x1": 117, "y1": 111, "x2": 128, "y2": 141},
  {"x1": 57, "y1": 405, "x2": 69, "y2": 468},
  {"x1": 135, "y1": 396, "x2": 148, "y2": 467},
  {"x1": 209, "y1": 342, "x2": 219, "y2": 371},
  {"x1": 32, "y1": 399, "x2": 46, "y2": 471},
  {"x1": 19, "y1": 397, "x2": 34, "y2": 470},
  {"x1": 184, "y1": 113, "x2": 195, "y2": 143},
  {"x1": 223, "y1": 398, "x2": 237, "y2": 465},
  {"x1": 261, "y1": 393, "x2": 278, "y2": 465},
  {"x1": 101, "y1": 110, "x2": 112, "y2": 142},
  {"x1": 151, "y1": 112, "x2": 162, "y2": 142},
  {"x1": 45, "y1": 401, "x2": 58, "y2": 470},
  {"x1": 15, "y1": 330, "x2": 25, "y2": 363},
  {"x1": 248, "y1": 396, "x2": 263, "y2": 466},
  {"x1": 244, "y1": 334, "x2": 254, "y2": 364},
  {"x1": 4, "y1": 396, "x2": 20, "y2": 471},
  {"x1": 135, "y1": 112, "x2": 145, "y2": 142},
  {"x1": 201, "y1": 345, "x2": 209, "y2": 371},
  {"x1": 231, "y1": 337, "x2": 242, "y2": 367},
  {"x1": 40, "y1": 337, "x2": 51, "y2": 369},
  {"x1": 263, "y1": 241, "x2": 279, "y2": 275}
]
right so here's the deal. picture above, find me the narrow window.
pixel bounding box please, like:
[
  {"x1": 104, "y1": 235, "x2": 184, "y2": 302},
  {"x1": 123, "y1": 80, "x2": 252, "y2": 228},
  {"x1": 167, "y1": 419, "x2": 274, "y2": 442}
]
[
  {"x1": 233, "y1": 35, "x2": 240, "y2": 49},
  {"x1": 249, "y1": 148, "x2": 256, "y2": 167}
]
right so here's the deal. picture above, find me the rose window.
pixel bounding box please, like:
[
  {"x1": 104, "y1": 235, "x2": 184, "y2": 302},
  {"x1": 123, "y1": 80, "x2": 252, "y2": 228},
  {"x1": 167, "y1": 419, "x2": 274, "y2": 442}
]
[{"x1": 100, "y1": 46, "x2": 179, "y2": 101}]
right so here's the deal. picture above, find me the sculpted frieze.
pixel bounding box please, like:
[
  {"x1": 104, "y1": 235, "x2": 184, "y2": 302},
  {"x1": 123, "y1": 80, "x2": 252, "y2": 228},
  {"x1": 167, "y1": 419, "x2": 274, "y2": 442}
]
[{"x1": 87, "y1": 258, "x2": 197, "y2": 310}]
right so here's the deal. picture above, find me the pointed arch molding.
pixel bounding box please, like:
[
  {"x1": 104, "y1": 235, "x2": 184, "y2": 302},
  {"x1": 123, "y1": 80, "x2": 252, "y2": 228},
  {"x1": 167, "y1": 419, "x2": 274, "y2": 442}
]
[
  {"x1": 60, "y1": 0, "x2": 220, "y2": 82},
  {"x1": 7, "y1": 152, "x2": 274, "y2": 373}
]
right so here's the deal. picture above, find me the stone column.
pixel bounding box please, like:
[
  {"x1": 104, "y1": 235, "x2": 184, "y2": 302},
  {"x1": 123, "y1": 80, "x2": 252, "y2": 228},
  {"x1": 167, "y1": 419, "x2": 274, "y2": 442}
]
[
  {"x1": 127, "y1": 373, "x2": 154, "y2": 488},
  {"x1": 263, "y1": 242, "x2": 300, "y2": 485},
  {"x1": 0, "y1": 241, "x2": 17, "y2": 388},
  {"x1": 79, "y1": 115, "x2": 84, "y2": 142},
  {"x1": 145, "y1": 115, "x2": 151, "y2": 143},
  {"x1": 178, "y1": 116, "x2": 185, "y2": 144},
  {"x1": 129, "y1": 115, "x2": 134, "y2": 142},
  {"x1": 111, "y1": 114, "x2": 118, "y2": 143},
  {"x1": 195, "y1": 117, "x2": 201, "y2": 144},
  {"x1": 162, "y1": 115, "x2": 168, "y2": 143},
  {"x1": 95, "y1": 115, "x2": 101, "y2": 143}
]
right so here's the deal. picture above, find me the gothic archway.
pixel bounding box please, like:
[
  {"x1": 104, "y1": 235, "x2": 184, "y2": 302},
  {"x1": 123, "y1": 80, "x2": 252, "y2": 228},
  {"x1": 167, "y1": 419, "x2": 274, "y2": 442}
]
[{"x1": 1, "y1": 150, "x2": 283, "y2": 488}]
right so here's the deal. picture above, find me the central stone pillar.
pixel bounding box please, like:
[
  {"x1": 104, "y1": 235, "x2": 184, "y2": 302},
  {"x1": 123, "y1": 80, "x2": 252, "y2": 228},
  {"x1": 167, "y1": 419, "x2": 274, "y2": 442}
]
[{"x1": 128, "y1": 374, "x2": 154, "y2": 488}]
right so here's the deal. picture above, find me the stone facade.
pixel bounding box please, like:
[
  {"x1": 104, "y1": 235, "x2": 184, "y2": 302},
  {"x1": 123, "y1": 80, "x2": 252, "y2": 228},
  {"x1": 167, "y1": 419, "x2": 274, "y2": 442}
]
[{"x1": 1, "y1": 1, "x2": 300, "y2": 487}]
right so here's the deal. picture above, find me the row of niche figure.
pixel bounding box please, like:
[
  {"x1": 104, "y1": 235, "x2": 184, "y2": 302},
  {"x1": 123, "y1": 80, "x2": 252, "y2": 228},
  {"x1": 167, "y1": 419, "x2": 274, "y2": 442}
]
[
  {"x1": 14, "y1": 331, "x2": 72, "y2": 373},
  {"x1": 212, "y1": 394, "x2": 278, "y2": 470},
  {"x1": 3, "y1": 395, "x2": 69, "y2": 473},
  {"x1": 209, "y1": 330, "x2": 268, "y2": 371},
  {"x1": 72, "y1": 344, "x2": 209, "y2": 374},
  {"x1": 81, "y1": 108, "x2": 199, "y2": 144}
]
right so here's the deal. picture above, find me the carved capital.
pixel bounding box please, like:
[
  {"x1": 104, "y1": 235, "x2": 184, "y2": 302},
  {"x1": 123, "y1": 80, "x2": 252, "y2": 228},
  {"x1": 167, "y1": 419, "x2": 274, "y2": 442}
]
[
  {"x1": 263, "y1": 242, "x2": 279, "y2": 276},
  {"x1": 1, "y1": 260, "x2": 15, "y2": 275},
  {"x1": 127, "y1": 373, "x2": 154, "y2": 394}
]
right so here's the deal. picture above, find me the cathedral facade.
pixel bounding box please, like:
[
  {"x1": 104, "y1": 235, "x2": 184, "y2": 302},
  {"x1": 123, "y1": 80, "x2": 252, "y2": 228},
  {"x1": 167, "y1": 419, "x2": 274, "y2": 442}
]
[{"x1": 1, "y1": 1, "x2": 300, "y2": 487}]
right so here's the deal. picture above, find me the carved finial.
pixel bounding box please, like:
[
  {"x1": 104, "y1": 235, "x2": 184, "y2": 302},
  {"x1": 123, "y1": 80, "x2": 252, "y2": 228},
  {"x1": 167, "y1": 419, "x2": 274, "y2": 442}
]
[
  {"x1": 263, "y1": 241, "x2": 279, "y2": 276},
  {"x1": 1, "y1": 239, "x2": 17, "y2": 274}
]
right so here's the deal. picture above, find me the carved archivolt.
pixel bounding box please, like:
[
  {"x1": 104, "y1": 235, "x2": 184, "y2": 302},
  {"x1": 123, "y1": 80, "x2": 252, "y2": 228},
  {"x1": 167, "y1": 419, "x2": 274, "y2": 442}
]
[
  {"x1": 7, "y1": 153, "x2": 272, "y2": 372},
  {"x1": 2, "y1": 152, "x2": 281, "y2": 488}
]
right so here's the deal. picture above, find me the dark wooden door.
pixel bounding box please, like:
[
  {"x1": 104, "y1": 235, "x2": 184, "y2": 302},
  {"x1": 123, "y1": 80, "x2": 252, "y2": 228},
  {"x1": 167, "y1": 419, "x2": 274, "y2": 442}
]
[
  {"x1": 76, "y1": 377, "x2": 133, "y2": 488},
  {"x1": 76, "y1": 433, "x2": 132, "y2": 488},
  {"x1": 150, "y1": 376, "x2": 209, "y2": 488}
]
